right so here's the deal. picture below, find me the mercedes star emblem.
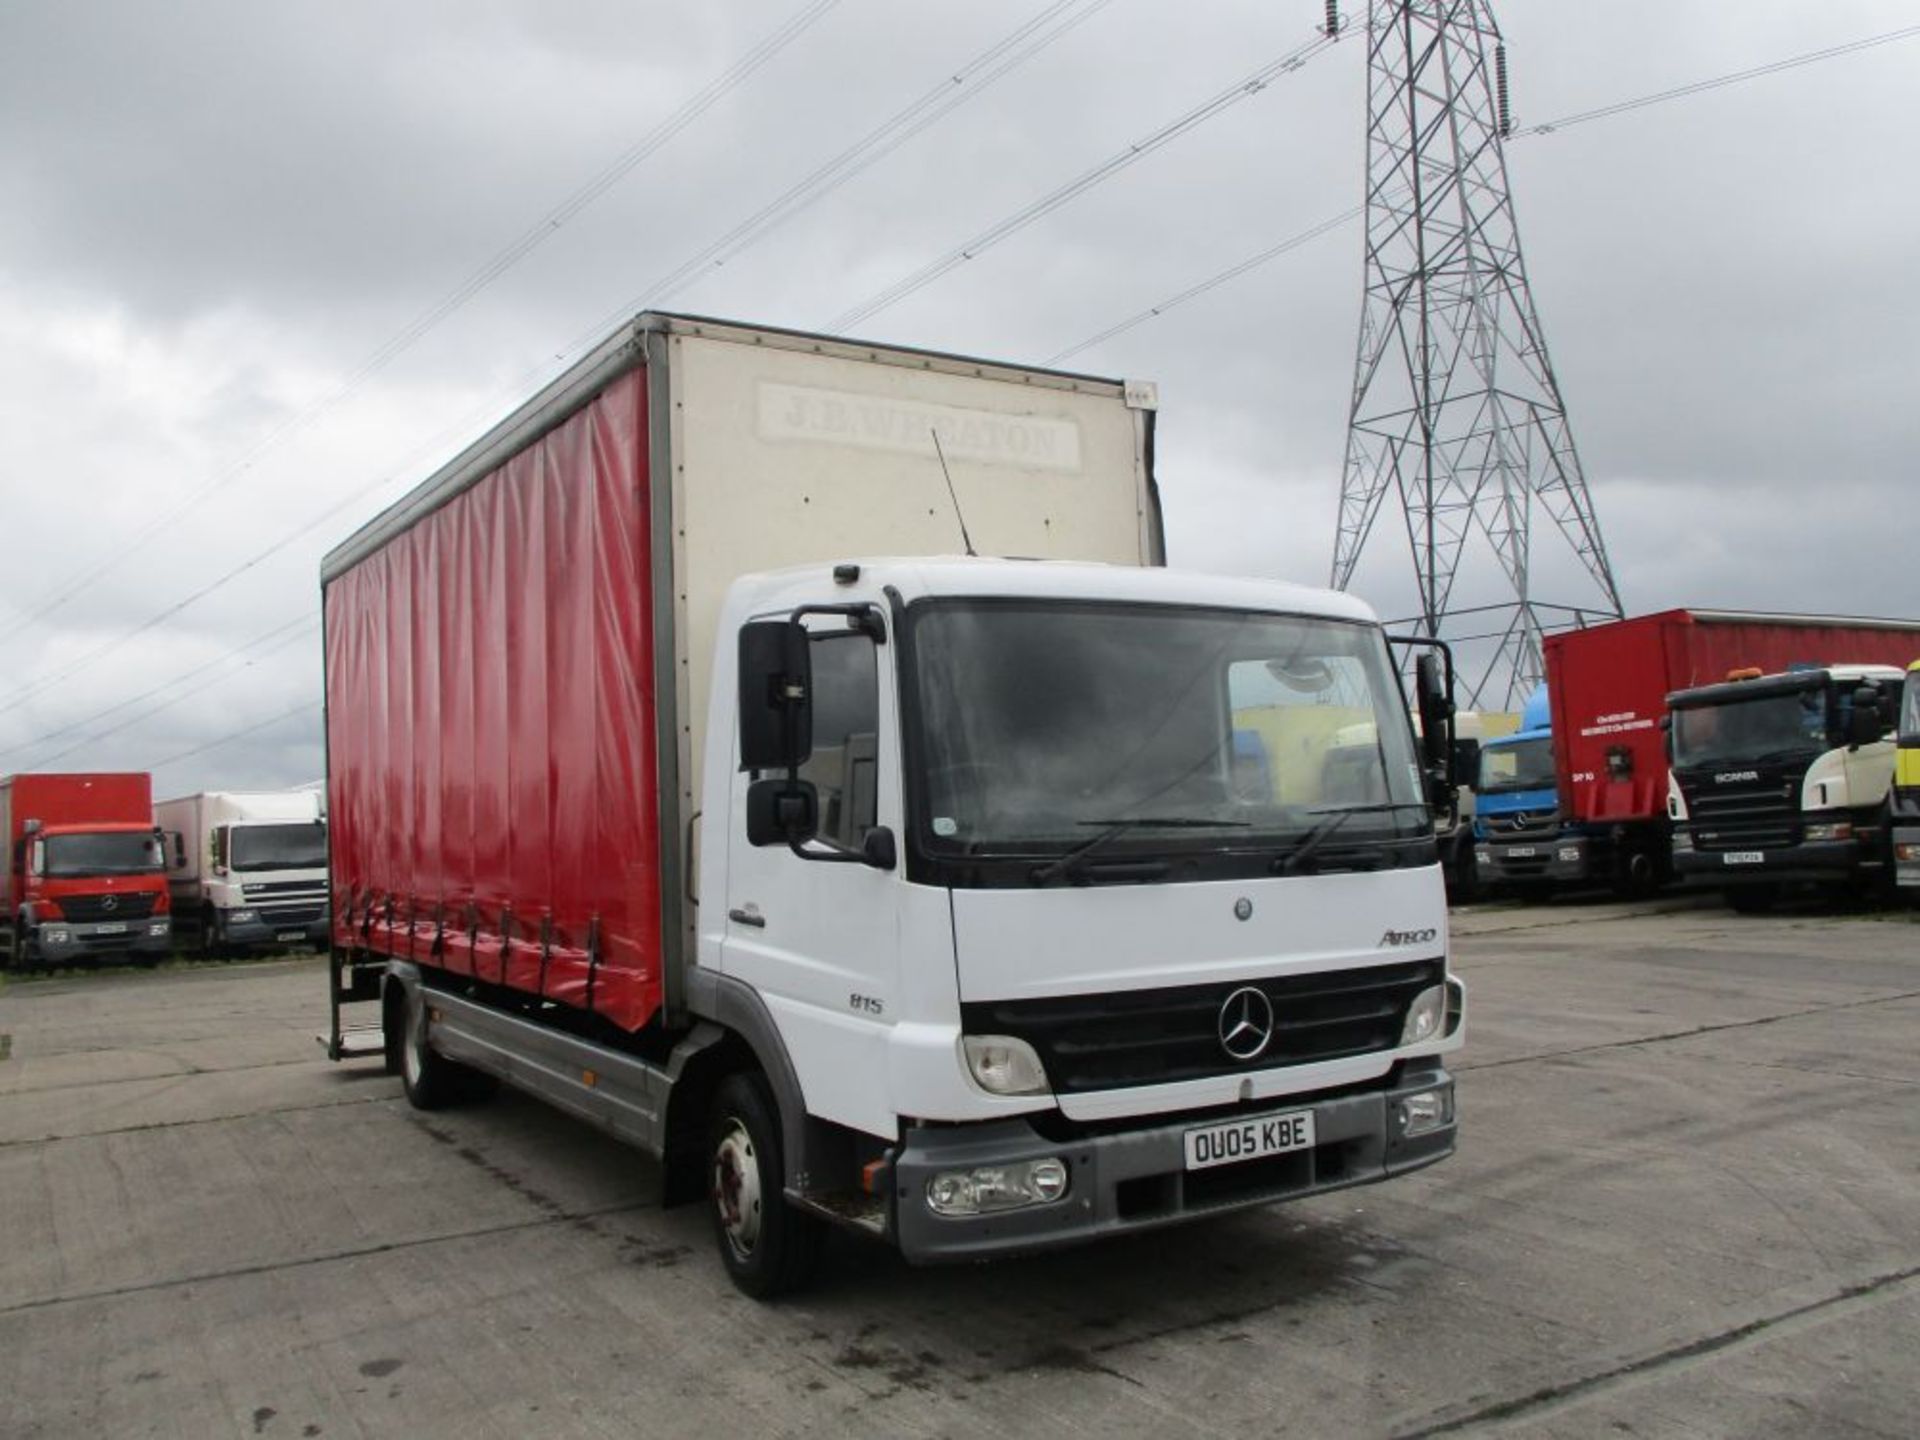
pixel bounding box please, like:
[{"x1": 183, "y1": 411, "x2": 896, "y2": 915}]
[
  {"x1": 1217, "y1": 986, "x2": 1274, "y2": 1062},
  {"x1": 102, "y1": 895, "x2": 119, "y2": 912},
  {"x1": 1233, "y1": 897, "x2": 1253, "y2": 922}
]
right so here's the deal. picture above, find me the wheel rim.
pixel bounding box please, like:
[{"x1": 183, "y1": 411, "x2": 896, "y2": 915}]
[
  {"x1": 403, "y1": 996, "x2": 425, "y2": 1088},
  {"x1": 711, "y1": 1119, "x2": 763, "y2": 1261}
]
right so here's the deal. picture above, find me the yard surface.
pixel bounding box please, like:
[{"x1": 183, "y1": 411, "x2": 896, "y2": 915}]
[{"x1": 2, "y1": 898, "x2": 1916, "y2": 1438}]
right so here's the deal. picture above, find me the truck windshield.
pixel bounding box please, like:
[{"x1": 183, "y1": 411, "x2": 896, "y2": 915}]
[
  {"x1": 1477, "y1": 735, "x2": 1555, "y2": 794},
  {"x1": 908, "y1": 601, "x2": 1428, "y2": 860},
  {"x1": 43, "y1": 832, "x2": 165, "y2": 877},
  {"x1": 230, "y1": 823, "x2": 328, "y2": 871},
  {"x1": 1672, "y1": 688, "x2": 1827, "y2": 767}
]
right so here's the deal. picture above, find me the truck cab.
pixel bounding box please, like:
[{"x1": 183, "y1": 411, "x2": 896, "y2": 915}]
[
  {"x1": 1472, "y1": 687, "x2": 1566, "y2": 889},
  {"x1": 1888, "y1": 660, "x2": 1920, "y2": 891},
  {"x1": 701, "y1": 559, "x2": 1464, "y2": 1265},
  {"x1": 1666, "y1": 664, "x2": 1902, "y2": 909},
  {"x1": 158, "y1": 791, "x2": 330, "y2": 954},
  {"x1": 2, "y1": 773, "x2": 172, "y2": 969}
]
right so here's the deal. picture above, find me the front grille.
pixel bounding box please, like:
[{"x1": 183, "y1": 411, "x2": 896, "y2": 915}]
[
  {"x1": 58, "y1": 893, "x2": 158, "y2": 922},
  {"x1": 242, "y1": 879, "x2": 328, "y2": 897},
  {"x1": 962, "y1": 959, "x2": 1442, "y2": 1094},
  {"x1": 1688, "y1": 780, "x2": 1798, "y2": 851},
  {"x1": 254, "y1": 904, "x2": 324, "y2": 926}
]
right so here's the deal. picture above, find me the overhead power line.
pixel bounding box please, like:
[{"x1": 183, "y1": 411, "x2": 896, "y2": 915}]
[
  {"x1": 0, "y1": 613, "x2": 317, "y2": 768},
  {"x1": 826, "y1": 25, "x2": 1341, "y2": 333},
  {"x1": 148, "y1": 701, "x2": 319, "y2": 774},
  {"x1": 1047, "y1": 21, "x2": 1920, "y2": 365},
  {"x1": 4, "y1": 0, "x2": 843, "y2": 644},
  {"x1": 0, "y1": 3, "x2": 1117, "y2": 733},
  {"x1": 15, "y1": 620, "x2": 320, "y2": 772}
]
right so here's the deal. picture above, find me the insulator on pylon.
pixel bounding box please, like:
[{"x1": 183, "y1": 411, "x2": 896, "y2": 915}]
[
  {"x1": 1495, "y1": 43, "x2": 1511, "y2": 137},
  {"x1": 1324, "y1": 1, "x2": 1340, "y2": 38}
]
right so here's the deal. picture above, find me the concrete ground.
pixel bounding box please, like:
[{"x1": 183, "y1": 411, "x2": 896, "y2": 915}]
[{"x1": 1, "y1": 898, "x2": 1916, "y2": 1439}]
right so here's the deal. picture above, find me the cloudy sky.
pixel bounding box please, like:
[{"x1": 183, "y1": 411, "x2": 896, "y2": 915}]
[{"x1": 1, "y1": 0, "x2": 1915, "y2": 792}]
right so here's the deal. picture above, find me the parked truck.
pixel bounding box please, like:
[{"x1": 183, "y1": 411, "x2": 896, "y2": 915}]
[
  {"x1": 1893, "y1": 660, "x2": 1920, "y2": 892},
  {"x1": 322, "y1": 313, "x2": 1466, "y2": 1296},
  {"x1": 155, "y1": 790, "x2": 330, "y2": 954},
  {"x1": 1471, "y1": 687, "x2": 1566, "y2": 892},
  {"x1": 1667, "y1": 663, "x2": 1906, "y2": 910},
  {"x1": 1467, "y1": 610, "x2": 1920, "y2": 901},
  {"x1": 1, "y1": 773, "x2": 171, "y2": 968}
]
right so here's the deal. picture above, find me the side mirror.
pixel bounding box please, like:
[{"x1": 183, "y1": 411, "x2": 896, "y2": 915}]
[
  {"x1": 1450, "y1": 737, "x2": 1481, "y2": 787},
  {"x1": 746, "y1": 778, "x2": 819, "y2": 848},
  {"x1": 1414, "y1": 652, "x2": 1452, "y2": 774},
  {"x1": 738, "y1": 620, "x2": 813, "y2": 772},
  {"x1": 1848, "y1": 686, "x2": 1887, "y2": 747}
]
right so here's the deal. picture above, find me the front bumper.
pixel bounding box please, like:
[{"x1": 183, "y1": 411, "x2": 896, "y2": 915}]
[
  {"x1": 36, "y1": 917, "x2": 171, "y2": 962},
  {"x1": 220, "y1": 909, "x2": 330, "y2": 946},
  {"x1": 890, "y1": 1064, "x2": 1455, "y2": 1263},
  {"x1": 1675, "y1": 838, "x2": 1860, "y2": 886},
  {"x1": 1476, "y1": 836, "x2": 1590, "y2": 883}
]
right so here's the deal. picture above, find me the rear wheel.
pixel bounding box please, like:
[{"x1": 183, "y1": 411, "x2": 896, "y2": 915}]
[
  {"x1": 707, "y1": 1072, "x2": 827, "y2": 1299},
  {"x1": 1610, "y1": 848, "x2": 1660, "y2": 900},
  {"x1": 1726, "y1": 884, "x2": 1779, "y2": 915}
]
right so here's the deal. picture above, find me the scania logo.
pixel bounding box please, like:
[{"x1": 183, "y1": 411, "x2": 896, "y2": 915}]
[
  {"x1": 1714, "y1": 771, "x2": 1759, "y2": 784},
  {"x1": 1217, "y1": 986, "x2": 1274, "y2": 1062},
  {"x1": 1380, "y1": 927, "x2": 1438, "y2": 947}
]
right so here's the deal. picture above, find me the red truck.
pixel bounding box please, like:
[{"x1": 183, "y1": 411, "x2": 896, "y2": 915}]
[
  {"x1": 1, "y1": 773, "x2": 172, "y2": 968},
  {"x1": 1475, "y1": 611, "x2": 1920, "y2": 894}
]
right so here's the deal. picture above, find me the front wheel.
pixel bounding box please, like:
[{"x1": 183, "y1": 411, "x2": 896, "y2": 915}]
[{"x1": 707, "y1": 1072, "x2": 827, "y2": 1299}]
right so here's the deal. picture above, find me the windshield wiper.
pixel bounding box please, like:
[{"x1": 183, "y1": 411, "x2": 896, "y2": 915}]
[
  {"x1": 1279, "y1": 802, "x2": 1429, "y2": 876},
  {"x1": 1031, "y1": 816, "x2": 1248, "y2": 886}
]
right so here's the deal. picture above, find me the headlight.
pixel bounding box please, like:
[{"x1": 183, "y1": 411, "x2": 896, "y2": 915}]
[
  {"x1": 1400, "y1": 985, "x2": 1446, "y2": 1045},
  {"x1": 926, "y1": 1157, "x2": 1070, "y2": 1216},
  {"x1": 1395, "y1": 1088, "x2": 1454, "y2": 1137},
  {"x1": 1557, "y1": 846, "x2": 1581, "y2": 863},
  {"x1": 227, "y1": 909, "x2": 258, "y2": 925},
  {"x1": 1804, "y1": 821, "x2": 1852, "y2": 843},
  {"x1": 962, "y1": 1035, "x2": 1050, "y2": 1096},
  {"x1": 43, "y1": 928, "x2": 71, "y2": 945},
  {"x1": 1671, "y1": 830, "x2": 1693, "y2": 852},
  {"x1": 147, "y1": 922, "x2": 168, "y2": 936},
  {"x1": 1474, "y1": 849, "x2": 1492, "y2": 865}
]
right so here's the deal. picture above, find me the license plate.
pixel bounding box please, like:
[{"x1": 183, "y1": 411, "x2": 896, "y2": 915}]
[
  {"x1": 1507, "y1": 846, "x2": 1536, "y2": 858},
  {"x1": 1184, "y1": 1109, "x2": 1316, "y2": 1171},
  {"x1": 277, "y1": 930, "x2": 305, "y2": 942},
  {"x1": 1722, "y1": 851, "x2": 1765, "y2": 865},
  {"x1": 95, "y1": 922, "x2": 127, "y2": 935}
]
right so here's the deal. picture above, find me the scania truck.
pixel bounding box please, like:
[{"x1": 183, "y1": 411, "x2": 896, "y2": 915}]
[
  {"x1": 1, "y1": 772, "x2": 171, "y2": 968},
  {"x1": 155, "y1": 790, "x2": 329, "y2": 954},
  {"x1": 1667, "y1": 664, "x2": 1904, "y2": 910},
  {"x1": 1893, "y1": 660, "x2": 1920, "y2": 892},
  {"x1": 322, "y1": 313, "x2": 1466, "y2": 1296}
]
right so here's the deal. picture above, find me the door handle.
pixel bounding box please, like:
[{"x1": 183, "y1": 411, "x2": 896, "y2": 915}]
[{"x1": 727, "y1": 906, "x2": 766, "y2": 929}]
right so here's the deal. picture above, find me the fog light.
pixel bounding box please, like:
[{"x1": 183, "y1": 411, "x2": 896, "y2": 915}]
[
  {"x1": 925, "y1": 1158, "x2": 1072, "y2": 1217},
  {"x1": 1400, "y1": 984, "x2": 1446, "y2": 1045},
  {"x1": 1397, "y1": 1088, "x2": 1453, "y2": 1137},
  {"x1": 1557, "y1": 846, "x2": 1581, "y2": 863},
  {"x1": 1475, "y1": 850, "x2": 1492, "y2": 866},
  {"x1": 962, "y1": 1035, "x2": 1049, "y2": 1096},
  {"x1": 43, "y1": 928, "x2": 70, "y2": 945},
  {"x1": 1804, "y1": 821, "x2": 1851, "y2": 843},
  {"x1": 147, "y1": 922, "x2": 168, "y2": 936}
]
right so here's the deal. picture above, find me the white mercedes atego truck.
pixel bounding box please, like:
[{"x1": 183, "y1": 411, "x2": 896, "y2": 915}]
[{"x1": 322, "y1": 313, "x2": 1467, "y2": 1296}]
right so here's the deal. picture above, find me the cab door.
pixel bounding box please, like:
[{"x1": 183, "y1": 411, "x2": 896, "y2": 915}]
[{"x1": 719, "y1": 612, "x2": 903, "y2": 1140}]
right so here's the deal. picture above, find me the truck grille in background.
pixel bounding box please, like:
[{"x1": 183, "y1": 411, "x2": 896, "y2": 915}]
[
  {"x1": 962, "y1": 959, "x2": 1443, "y2": 1094},
  {"x1": 1687, "y1": 780, "x2": 1798, "y2": 851},
  {"x1": 59, "y1": 893, "x2": 159, "y2": 922},
  {"x1": 242, "y1": 880, "x2": 328, "y2": 897}
]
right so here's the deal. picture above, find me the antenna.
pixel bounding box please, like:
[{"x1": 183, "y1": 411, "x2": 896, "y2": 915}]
[{"x1": 929, "y1": 429, "x2": 978, "y2": 557}]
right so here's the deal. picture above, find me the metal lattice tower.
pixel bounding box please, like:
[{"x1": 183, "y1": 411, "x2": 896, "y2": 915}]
[{"x1": 1330, "y1": 0, "x2": 1623, "y2": 707}]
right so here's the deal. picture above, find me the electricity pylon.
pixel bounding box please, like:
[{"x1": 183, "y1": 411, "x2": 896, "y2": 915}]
[{"x1": 1330, "y1": 0, "x2": 1623, "y2": 707}]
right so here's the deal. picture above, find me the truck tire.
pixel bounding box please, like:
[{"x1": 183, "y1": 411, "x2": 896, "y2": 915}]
[
  {"x1": 1610, "y1": 848, "x2": 1659, "y2": 901},
  {"x1": 396, "y1": 985, "x2": 495, "y2": 1109},
  {"x1": 706, "y1": 1072, "x2": 827, "y2": 1299},
  {"x1": 198, "y1": 905, "x2": 222, "y2": 962}
]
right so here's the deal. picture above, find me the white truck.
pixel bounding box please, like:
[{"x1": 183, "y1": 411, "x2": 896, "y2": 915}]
[
  {"x1": 322, "y1": 313, "x2": 1466, "y2": 1295},
  {"x1": 156, "y1": 790, "x2": 330, "y2": 954}
]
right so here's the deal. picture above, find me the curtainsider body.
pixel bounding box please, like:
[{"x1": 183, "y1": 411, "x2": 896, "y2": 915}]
[{"x1": 322, "y1": 313, "x2": 1465, "y2": 1295}]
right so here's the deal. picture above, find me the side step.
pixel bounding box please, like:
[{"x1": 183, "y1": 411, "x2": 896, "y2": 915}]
[{"x1": 319, "y1": 1025, "x2": 386, "y2": 1062}]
